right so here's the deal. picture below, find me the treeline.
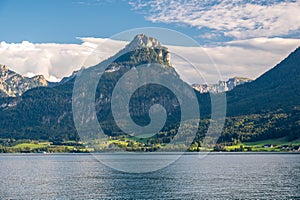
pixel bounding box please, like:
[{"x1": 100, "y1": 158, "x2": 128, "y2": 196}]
[
  {"x1": 0, "y1": 138, "x2": 87, "y2": 153},
  {"x1": 218, "y1": 109, "x2": 300, "y2": 144}
]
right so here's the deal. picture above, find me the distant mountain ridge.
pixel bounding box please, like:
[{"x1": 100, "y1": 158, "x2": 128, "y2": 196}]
[
  {"x1": 0, "y1": 35, "x2": 298, "y2": 145},
  {"x1": 0, "y1": 34, "x2": 182, "y2": 141},
  {"x1": 227, "y1": 46, "x2": 300, "y2": 116},
  {"x1": 0, "y1": 64, "x2": 252, "y2": 97},
  {"x1": 0, "y1": 64, "x2": 49, "y2": 97},
  {"x1": 220, "y1": 46, "x2": 300, "y2": 142},
  {"x1": 192, "y1": 77, "x2": 252, "y2": 93}
]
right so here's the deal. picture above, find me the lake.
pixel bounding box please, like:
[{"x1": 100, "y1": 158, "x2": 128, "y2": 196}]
[{"x1": 0, "y1": 153, "x2": 299, "y2": 199}]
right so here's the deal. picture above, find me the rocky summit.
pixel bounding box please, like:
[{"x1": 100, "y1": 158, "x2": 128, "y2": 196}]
[
  {"x1": 126, "y1": 34, "x2": 163, "y2": 50},
  {"x1": 0, "y1": 35, "x2": 299, "y2": 145},
  {"x1": 0, "y1": 64, "x2": 48, "y2": 97},
  {"x1": 192, "y1": 77, "x2": 252, "y2": 93},
  {"x1": 116, "y1": 34, "x2": 171, "y2": 67}
]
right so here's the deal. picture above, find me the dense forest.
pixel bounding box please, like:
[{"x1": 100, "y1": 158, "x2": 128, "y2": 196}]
[{"x1": 0, "y1": 37, "x2": 299, "y2": 150}]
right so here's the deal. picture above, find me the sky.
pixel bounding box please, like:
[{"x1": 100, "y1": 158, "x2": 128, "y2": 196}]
[{"x1": 0, "y1": 0, "x2": 300, "y2": 83}]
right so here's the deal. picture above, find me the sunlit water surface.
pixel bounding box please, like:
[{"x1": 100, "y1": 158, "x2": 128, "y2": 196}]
[{"x1": 0, "y1": 153, "x2": 299, "y2": 199}]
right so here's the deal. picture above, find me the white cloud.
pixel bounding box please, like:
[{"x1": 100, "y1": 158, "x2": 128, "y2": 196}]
[
  {"x1": 0, "y1": 37, "x2": 299, "y2": 84},
  {"x1": 197, "y1": 32, "x2": 222, "y2": 40},
  {"x1": 0, "y1": 41, "x2": 90, "y2": 81},
  {"x1": 0, "y1": 38, "x2": 127, "y2": 82},
  {"x1": 129, "y1": 0, "x2": 300, "y2": 39},
  {"x1": 168, "y1": 37, "x2": 300, "y2": 83}
]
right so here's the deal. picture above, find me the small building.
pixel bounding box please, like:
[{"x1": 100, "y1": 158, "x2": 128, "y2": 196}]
[
  {"x1": 263, "y1": 144, "x2": 273, "y2": 148},
  {"x1": 292, "y1": 146, "x2": 300, "y2": 152}
]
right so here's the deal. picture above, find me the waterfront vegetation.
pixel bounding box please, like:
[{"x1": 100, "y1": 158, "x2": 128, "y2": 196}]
[
  {"x1": 0, "y1": 136, "x2": 299, "y2": 153},
  {"x1": 0, "y1": 139, "x2": 90, "y2": 153}
]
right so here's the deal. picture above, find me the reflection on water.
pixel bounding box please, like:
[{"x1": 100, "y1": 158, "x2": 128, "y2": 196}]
[{"x1": 0, "y1": 153, "x2": 299, "y2": 199}]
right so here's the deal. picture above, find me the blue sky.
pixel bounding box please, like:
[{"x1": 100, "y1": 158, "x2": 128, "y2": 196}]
[
  {"x1": 0, "y1": 0, "x2": 196, "y2": 44},
  {"x1": 0, "y1": 0, "x2": 300, "y2": 83},
  {"x1": 0, "y1": 0, "x2": 144, "y2": 43},
  {"x1": 2, "y1": 0, "x2": 298, "y2": 44}
]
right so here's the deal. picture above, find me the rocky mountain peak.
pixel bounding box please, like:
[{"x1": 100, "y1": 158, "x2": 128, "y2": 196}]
[
  {"x1": 0, "y1": 64, "x2": 9, "y2": 79},
  {"x1": 106, "y1": 34, "x2": 172, "y2": 68},
  {"x1": 192, "y1": 77, "x2": 252, "y2": 93},
  {"x1": 32, "y1": 75, "x2": 48, "y2": 86},
  {"x1": 0, "y1": 64, "x2": 8, "y2": 71},
  {"x1": 0, "y1": 65, "x2": 49, "y2": 97},
  {"x1": 125, "y1": 34, "x2": 163, "y2": 50}
]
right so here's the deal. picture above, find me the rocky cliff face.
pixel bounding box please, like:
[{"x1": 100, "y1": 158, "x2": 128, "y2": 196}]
[
  {"x1": 192, "y1": 77, "x2": 252, "y2": 93},
  {"x1": 126, "y1": 34, "x2": 162, "y2": 50},
  {"x1": 0, "y1": 64, "x2": 48, "y2": 97},
  {"x1": 93, "y1": 34, "x2": 182, "y2": 130},
  {"x1": 0, "y1": 34, "x2": 189, "y2": 140},
  {"x1": 0, "y1": 35, "x2": 298, "y2": 144},
  {"x1": 116, "y1": 34, "x2": 171, "y2": 67}
]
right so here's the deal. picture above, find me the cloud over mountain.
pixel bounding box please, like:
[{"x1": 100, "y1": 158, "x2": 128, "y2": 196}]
[
  {"x1": 0, "y1": 37, "x2": 299, "y2": 83},
  {"x1": 0, "y1": 40, "x2": 93, "y2": 82}
]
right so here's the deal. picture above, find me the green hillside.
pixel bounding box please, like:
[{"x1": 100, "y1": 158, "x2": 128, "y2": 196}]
[{"x1": 0, "y1": 35, "x2": 299, "y2": 151}]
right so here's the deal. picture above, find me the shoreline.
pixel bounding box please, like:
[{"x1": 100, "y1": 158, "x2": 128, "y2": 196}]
[{"x1": 1, "y1": 151, "x2": 300, "y2": 156}]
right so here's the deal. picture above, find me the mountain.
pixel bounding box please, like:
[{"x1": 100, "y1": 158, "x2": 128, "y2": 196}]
[
  {"x1": 0, "y1": 34, "x2": 189, "y2": 142},
  {"x1": 58, "y1": 67, "x2": 85, "y2": 85},
  {"x1": 219, "y1": 47, "x2": 300, "y2": 142},
  {"x1": 75, "y1": 34, "x2": 191, "y2": 139},
  {"x1": 0, "y1": 35, "x2": 299, "y2": 146},
  {"x1": 0, "y1": 64, "x2": 49, "y2": 97},
  {"x1": 192, "y1": 77, "x2": 252, "y2": 93},
  {"x1": 227, "y1": 47, "x2": 300, "y2": 116}
]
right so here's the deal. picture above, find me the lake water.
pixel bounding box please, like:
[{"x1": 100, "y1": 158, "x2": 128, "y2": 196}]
[{"x1": 0, "y1": 153, "x2": 299, "y2": 199}]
